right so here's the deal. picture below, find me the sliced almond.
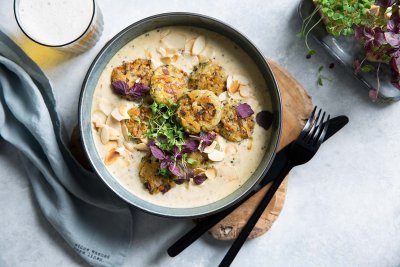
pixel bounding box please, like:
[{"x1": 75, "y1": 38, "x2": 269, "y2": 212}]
[
  {"x1": 239, "y1": 84, "x2": 251, "y2": 98},
  {"x1": 218, "y1": 91, "x2": 228, "y2": 102},
  {"x1": 134, "y1": 143, "x2": 149, "y2": 151},
  {"x1": 115, "y1": 146, "x2": 126, "y2": 156},
  {"x1": 188, "y1": 54, "x2": 200, "y2": 66},
  {"x1": 205, "y1": 168, "x2": 217, "y2": 179},
  {"x1": 144, "y1": 48, "x2": 152, "y2": 59},
  {"x1": 192, "y1": 35, "x2": 206, "y2": 55},
  {"x1": 100, "y1": 126, "x2": 110, "y2": 145},
  {"x1": 162, "y1": 33, "x2": 186, "y2": 49},
  {"x1": 173, "y1": 54, "x2": 199, "y2": 73},
  {"x1": 171, "y1": 54, "x2": 180, "y2": 62},
  {"x1": 106, "y1": 115, "x2": 122, "y2": 132},
  {"x1": 104, "y1": 148, "x2": 119, "y2": 165},
  {"x1": 165, "y1": 47, "x2": 178, "y2": 56},
  {"x1": 111, "y1": 107, "x2": 130, "y2": 121},
  {"x1": 160, "y1": 54, "x2": 180, "y2": 64},
  {"x1": 98, "y1": 101, "x2": 113, "y2": 116},
  {"x1": 156, "y1": 47, "x2": 167, "y2": 57},
  {"x1": 161, "y1": 56, "x2": 172, "y2": 64},
  {"x1": 160, "y1": 28, "x2": 171, "y2": 39},
  {"x1": 203, "y1": 140, "x2": 218, "y2": 153},
  {"x1": 184, "y1": 38, "x2": 195, "y2": 54},
  {"x1": 121, "y1": 123, "x2": 130, "y2": 141},
  {"x1": 225, "y1": 143, "x2": 238, "y2": 155},
  {"x1": 140, "y1": 137, "x2": 149, "y2": 144},
  {"x1": 124, "y1": 141, "x2": 135, "y2": 152},
  {"x1": 116, "y1": 138, "x2": 124, "y2": 147},
  {"x1": 92, "y1": 111, "x2": 107, "y2": 129},
  {"x1": 233, "y1": 74, "x2": 249, "y2": 85},
  {"x1": 108, "y1": 126, "x2": 120, "y2": 140},
  {"x1": 228, "y1": 80, "x2": 240, "y2": 94},
  {"x1": 119, "y1": 105, "x2": 131, "y2": 118},
  {"x1": 226, "y1": 75, "x2": 233, "y2": 89},
  {"x1": 208, "y1": 150, "x2": 225, "y2": 162},
  {"x1": 151, "y1": 57, "x2": 163, "y2": 68},
  {"x1": 215, "y1": 135, "x2": 226, "y2": 150},
  {"x1": 199, "y1": 46, "x2": 215, "y2": 62},
  {"x1": 228, "y1": 91, "x2": 243, "y2": 100}
]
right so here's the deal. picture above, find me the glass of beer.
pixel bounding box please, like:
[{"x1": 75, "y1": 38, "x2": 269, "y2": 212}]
[{"x1": 14, "y1": 0, "x2": 104, "y2": 53}]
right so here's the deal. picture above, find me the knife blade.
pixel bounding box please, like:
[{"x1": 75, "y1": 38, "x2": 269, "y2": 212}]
[{"x1": 167, "y1": 115, "x2": 349, "y2": 257}]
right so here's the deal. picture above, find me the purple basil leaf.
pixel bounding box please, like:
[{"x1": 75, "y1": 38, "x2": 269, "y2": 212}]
[
  {"x1": 160, "y1": 184, "x2": 171, "y2": 194},
  {"x1": 185, "y1": 168, "x2": 194, "y2": 180},
  {"x1": 374, "y1": 30, "x2": 386, "y2": 46},
  {"x1": 174, "y1": 178, "x2": 186, "y2": 185},
  {"x1": 354, "y1": 26, "x2": 365, "y2": 40},
  {"x1": 388, "y1": 12, "x2": 400, "y2": 33},
  {"x1": 169, "y1": 163, "x2": 182, "y2": 177},
  {"x1": 172, "y1": 146, "x2": 182, "y2": 159},
  {"x1": 127, "y1": 82, "x2": 150, "y2": 99},
  {"x1": 236, "y1": 103, "x2": 254, "y2": 119},
  {"x1": 369, "y1": 89, "x2": 379, "y2": 102},
  {"x1": 144, "y1": 182, "x2": 151, "y2": 192},
  {"x1": 160, "y1": 159, "x2": 171, "y2": 169},
  {"x1": 256, "y1": 110, "x2": 273, "y2": 130},
  {"x1": 354, "y1": 60, "x2": 361, "y2": 74},
  {"x1": 391, "y1": 56, "x2": 400, "y2": 73},
  {"x1": 149, "y1": 143, "x2": 166, "y2": 160},
  {"x1": 181, "y1": 139, "x2": 199, "y2": 154},
  {"x1": 375, "y1": 0, "x2": 397, "y2": 7},
  {"x1": 199, "y1": 132, "x2": 216, "y2": 145},
  {"x1": 385, "y1": 32, "x2": 400, "y2": 48},
  {"x1": 199, "y1": 132, "x2": 216, "y2": 152},
  {"x1": 111, "y1": 80, "x2": 129, "y2": 95},
  {"x1": 355, "y1": 26, "x2": 387, "y2": 55},
  {"x1": 193, "y1": 174, "x2": 207, "y2": 185}
]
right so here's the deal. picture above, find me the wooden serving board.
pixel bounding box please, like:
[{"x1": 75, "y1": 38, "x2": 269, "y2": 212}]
[
  {"x1": 69, "y1": 60, "x2": 313, "y2": 240},
  {"x1": 207, "y1": 60, "x2": 313, "y2": 240}
]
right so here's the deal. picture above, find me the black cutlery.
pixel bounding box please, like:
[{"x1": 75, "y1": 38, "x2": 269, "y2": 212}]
[
  {"x1": 167, "y1": 112, "x2": 348, "y2": 258},
  {"x1": 219, "y1": 107, "x2": 330, "y2": 266}
]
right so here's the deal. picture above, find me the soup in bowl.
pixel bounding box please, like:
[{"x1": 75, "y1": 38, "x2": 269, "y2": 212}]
[{"x1": 79, "y1": 13, "x2": 281, "y2": 218}]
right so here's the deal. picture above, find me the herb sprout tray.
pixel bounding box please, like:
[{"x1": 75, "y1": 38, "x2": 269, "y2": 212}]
[{"x1": 299, "y1": 0, "x2": 400, "y2": 102}]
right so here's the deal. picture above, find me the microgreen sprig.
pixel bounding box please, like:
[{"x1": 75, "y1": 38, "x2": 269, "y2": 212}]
[
  {"x1": 146, "y1": 102, "x2": 185, "y2": 151},
  {"x1": 317, "y1": 65, "x2": 332, "y2": 86}
]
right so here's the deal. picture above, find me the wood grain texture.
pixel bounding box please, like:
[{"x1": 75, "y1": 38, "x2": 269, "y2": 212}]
[{"x1": 208, "y1": 60, "x2": 313, "y2": 240}]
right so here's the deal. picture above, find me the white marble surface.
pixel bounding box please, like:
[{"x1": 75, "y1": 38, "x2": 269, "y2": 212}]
[{"x1": 1, "y1": 0, "x2": 400, "y2": 266}]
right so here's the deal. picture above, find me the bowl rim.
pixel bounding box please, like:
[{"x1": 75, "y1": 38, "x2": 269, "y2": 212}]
[{"x1": 79, "y1": 12, "x2": 282, "y2": 218}]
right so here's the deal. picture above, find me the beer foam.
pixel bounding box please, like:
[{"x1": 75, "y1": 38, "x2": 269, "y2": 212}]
[{"x1": 17, "y1": 0, "x2": 94, "y2": 46}]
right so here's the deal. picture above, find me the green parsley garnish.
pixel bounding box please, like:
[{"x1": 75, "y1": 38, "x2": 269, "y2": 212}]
[
  {"x1": 317, "y1": 65, "x2": 332, "y2": 86},
  {"x1": 146, "y1": 102, "x2": 185, "y2": 151}
]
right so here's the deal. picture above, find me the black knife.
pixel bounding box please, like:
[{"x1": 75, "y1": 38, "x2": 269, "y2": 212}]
[{"x1": 167, "y1": 115, "x2": 349, "y2": 257}]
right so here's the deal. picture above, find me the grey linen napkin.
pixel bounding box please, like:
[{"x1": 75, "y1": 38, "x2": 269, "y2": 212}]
[{"x1": 0, "y1": 30, "x2": 133, "y2": 266}]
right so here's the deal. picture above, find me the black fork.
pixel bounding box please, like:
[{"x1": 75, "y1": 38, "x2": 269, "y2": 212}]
[{"x1": 219, "y1": 106, "x2": 330, "y2": 267}]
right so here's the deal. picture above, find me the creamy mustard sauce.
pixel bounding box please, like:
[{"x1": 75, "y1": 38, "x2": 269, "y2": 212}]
[{"x1": 91, "y1": 26, "x2": 272, "y2": 208}]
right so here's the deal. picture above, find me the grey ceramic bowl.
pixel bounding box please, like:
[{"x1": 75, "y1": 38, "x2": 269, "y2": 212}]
[{"x1": 79, "y1": 12, "x2": 282, "y2": 218}]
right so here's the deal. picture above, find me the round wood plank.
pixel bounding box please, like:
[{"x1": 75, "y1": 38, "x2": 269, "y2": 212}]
[{"x1": 208, "y1": 60, "x2": 313, "y2": 240}]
